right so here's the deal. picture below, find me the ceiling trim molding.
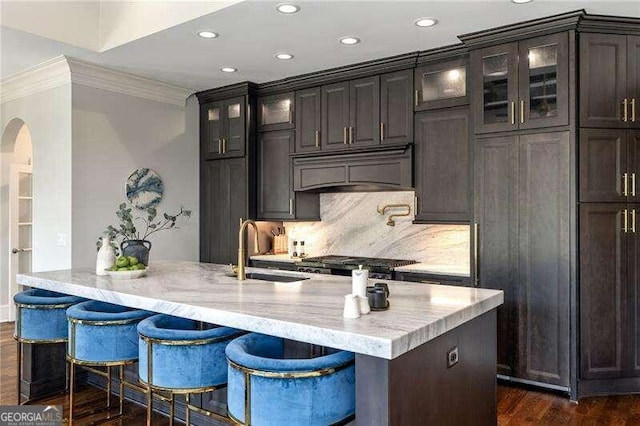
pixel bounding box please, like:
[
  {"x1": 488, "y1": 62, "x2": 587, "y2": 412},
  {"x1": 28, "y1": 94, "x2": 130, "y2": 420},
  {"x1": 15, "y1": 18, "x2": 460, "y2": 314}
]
[
  {"x1": 0, "y1": 56, "x2": 71, "y2": 104},
  {"x1": 66, "y1": 57, "x2": 194, "y2": 106}
]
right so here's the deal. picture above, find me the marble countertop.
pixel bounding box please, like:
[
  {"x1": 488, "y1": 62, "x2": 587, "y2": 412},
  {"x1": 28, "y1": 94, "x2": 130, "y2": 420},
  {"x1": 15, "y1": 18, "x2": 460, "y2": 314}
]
[
  {"x1": 17, "y1": 261, "x2": 501, "y2": 360},
  {"x1": 393, "y1": 263, "x2": 470, "y2": 278}
]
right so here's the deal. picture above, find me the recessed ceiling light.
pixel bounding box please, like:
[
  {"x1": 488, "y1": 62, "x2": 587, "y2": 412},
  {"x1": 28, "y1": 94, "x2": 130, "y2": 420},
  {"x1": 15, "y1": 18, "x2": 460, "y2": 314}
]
[
  {"x1": 275, "y1": 53, "x2": 294, "y2": 60},
  {"x1": 277, "y1": 3, "x2": 300, "y2": 14},
  {"x1": 414, "y1": 17, "x2": 438, "y2": 27},
  {"x1": 221, "y1": 67, "x2": 237, "y2": 73},
  {"x1": 198, "y1": 31, "x2": 218, "y2": 39},
  {"x1": 511, "y1": 0, "x2": 533, "y2": 3},
  {"x1": 340, "y1": 36, "x2": 360, "y2": 45}
]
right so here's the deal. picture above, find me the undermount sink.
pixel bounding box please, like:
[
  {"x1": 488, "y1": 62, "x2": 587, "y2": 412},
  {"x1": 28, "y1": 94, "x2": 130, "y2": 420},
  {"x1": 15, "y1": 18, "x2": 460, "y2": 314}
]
[{"x1": 245, "y1": 273, "x2": 309, "y2": 283}]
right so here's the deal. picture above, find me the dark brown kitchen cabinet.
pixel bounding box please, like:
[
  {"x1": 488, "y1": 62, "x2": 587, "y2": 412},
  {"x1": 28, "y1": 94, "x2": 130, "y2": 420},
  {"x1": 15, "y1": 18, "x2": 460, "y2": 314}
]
[
  {"x1": 200, "y1": 158, "x2": 248, "y2": 265},
  {"x1": 349, "y1": 76, "x2": 380, "y2": 148},
  {"x1": 475, "y1": 131, "x2": 570, "y2": 386},
  {"x1": 201, "y1": 97, "x2": 246, "y2": 159},
  {"x1": 580, "y1": 204, "x2": 628, "y2": 380},
  {"x1": 258, "y1": 92, "x2": 294, "y2": 132},
  {"x1": 475, "y1": 135, "x2": 519, "y2": 376},
  {"x1": 471, "y1": 33, "x2": 569, "y2": 133},
  {"x1": 414, "y1": 58, "x2": 468, "y2": 111},
  {"x1": 322, "y1": 82, "x2": 350, "y2": 150},
  {"x1": 579, "y1": 129, "x2": 640, "y2": 202},
  {"x1": 380, "y1": 69, "x2": 413, "y2": 145},
  {"x1": 516, "y1": 131, "x2": 570, "y2": 386},
  {"x1": 256, "y1": 130, "x2": 320, "y2": 221},
  {"x1": 580, "y1": 34, "x2": 640, "y2": 129},
  {"x1": 295, "y1": 87, "x2": 321, "y2": 153},
  {"x1": 414, "y1": 107, "x2": 470, "y2": 223}
]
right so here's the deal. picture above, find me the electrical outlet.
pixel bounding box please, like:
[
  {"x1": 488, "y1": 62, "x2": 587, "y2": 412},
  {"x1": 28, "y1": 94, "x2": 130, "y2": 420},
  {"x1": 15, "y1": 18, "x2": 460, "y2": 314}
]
[
  {"x1": 57, "y1": 233, "x2": 67, "y2": 247},
  {"x1": 447, "y1": 346, "x2": 459, "y2": 368}
]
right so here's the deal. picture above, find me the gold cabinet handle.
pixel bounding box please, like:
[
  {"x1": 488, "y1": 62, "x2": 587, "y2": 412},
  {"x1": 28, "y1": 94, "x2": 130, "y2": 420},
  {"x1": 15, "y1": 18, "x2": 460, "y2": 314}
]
[
  {"x1": 633, "y1": 173, "x2": 637, "y2": 197},
  {"x1": 632, "y1": 98, "x2": 637, "y2": 122},
  {"x1": 520, "y1": 100, "x2": 525, "y2": 124},
  {"x1": 349, "y1": 126, "x2": 354, "y2": 144},
  {"x1": 414, "y1": 195, "x2": 418, "y2": 214},
  {"x1": 222, "y1": 138, "x2": 227, "y2": 154},
  {"x1": 343, "y1": 127, "x2": 348, "y2": 145},
  {"x1": 218, "y1": 138, "x2": 222, "y2": 154},
  {"x1": 414, "y1": 90, "x2": 419, "y2": 107},
  {"x1": 474, "y1": 223, "x2": 479, "y2": 285},
  {"x1": 633, "y1": 209, "x2": 637, "y2": 233},
  {"x1": 289, "y1": 199, "x2": 294, "y2": 215},
  {"x1": 624, "y1": 172, "x2": 629, "y2": 197},
  {"x1": 511, "y1": 101, "x2": 516, "y2": 125},
  {"x1": 624, "y1": 209, "x2": 629, "y2": 233},
  {"x1": 623, "y1": 98, "x2": 629, "y2": 122},
  {"x1": 315, "y1": 130, "x2": 320, "y2": 148},
  {"x1": 380, "y1": 122, "x2": 385, "y2": 141}
]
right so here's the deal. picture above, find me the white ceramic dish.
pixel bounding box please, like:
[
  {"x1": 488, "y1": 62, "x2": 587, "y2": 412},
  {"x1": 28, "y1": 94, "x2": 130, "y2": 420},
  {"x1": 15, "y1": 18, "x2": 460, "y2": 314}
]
[{"x1": 105, "y1": 268, "x2": 148, "y2": 279}]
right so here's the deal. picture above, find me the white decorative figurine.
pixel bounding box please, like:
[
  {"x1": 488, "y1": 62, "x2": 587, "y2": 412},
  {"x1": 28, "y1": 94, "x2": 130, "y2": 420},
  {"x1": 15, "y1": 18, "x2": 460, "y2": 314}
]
[{"x1": 96, "y1": 236, "x2": 116, "y2": 276}]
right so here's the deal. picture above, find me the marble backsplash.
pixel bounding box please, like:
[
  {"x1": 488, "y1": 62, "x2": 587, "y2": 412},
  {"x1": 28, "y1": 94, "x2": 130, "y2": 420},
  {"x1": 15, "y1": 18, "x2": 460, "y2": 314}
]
[{"x1": 283, "y1": 191, "x2": 470, "y2": 269}]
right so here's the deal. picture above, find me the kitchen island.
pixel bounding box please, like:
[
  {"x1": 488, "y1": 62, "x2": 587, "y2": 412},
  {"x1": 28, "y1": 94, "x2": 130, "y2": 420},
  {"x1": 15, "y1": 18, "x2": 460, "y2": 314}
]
[{"x1": 17, "y1": 261, "x2": 503, "y2": 425}]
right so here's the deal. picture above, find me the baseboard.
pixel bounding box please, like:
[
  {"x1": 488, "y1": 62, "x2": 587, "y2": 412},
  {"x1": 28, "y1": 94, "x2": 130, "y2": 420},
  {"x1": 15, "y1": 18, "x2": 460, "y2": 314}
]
[
  {"x1": 497, "y1": 374, "x2": 570, "y2": 394},
  {"x1": 578, "y1": 377, "x2": 640, "y2": 398},
  {"x1": 0, "y1": 305, "x2": 11, "y2": 322}
]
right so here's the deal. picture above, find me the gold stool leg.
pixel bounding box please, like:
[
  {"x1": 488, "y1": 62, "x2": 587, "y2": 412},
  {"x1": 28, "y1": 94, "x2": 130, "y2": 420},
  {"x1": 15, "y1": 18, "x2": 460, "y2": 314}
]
[
  {"x1": 106, "y1": 365, "x2": 111, "y2": 408},
  {"x1": 16, "y1": 341, "x2": 21, "y2": 404},
  {"x1": 119, "y1": 365, "x2": 124, "y2": 416},
  {"x1": 69, "y1": 360, "x2": 75, "y2": 426},
  {"x1": 185, "y1": 393, "x2": 190, "y2": 426},
  {"x1": 169, "y1": 393, "x2": 175, "y2": 426}
]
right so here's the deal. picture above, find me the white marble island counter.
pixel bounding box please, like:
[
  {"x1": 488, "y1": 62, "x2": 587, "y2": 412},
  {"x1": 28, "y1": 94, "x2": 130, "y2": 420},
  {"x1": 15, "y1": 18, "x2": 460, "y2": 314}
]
[{"x1": 18, "y1": 261, "x2": 500, "y2": 360}]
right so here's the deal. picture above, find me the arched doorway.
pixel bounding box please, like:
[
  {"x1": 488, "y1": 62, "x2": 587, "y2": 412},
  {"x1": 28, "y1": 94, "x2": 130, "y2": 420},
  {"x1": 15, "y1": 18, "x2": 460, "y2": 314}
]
[{"x1": 1, "y1": 118, "x2": 33, "y2": 322}]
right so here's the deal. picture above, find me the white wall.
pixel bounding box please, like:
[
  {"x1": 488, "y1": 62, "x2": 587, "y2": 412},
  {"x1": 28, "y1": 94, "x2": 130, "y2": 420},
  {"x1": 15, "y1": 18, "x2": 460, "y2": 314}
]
[
  {"x1": 71, "y1": 84, "x2": 199, "y2": 268},
  {"x1": 0, "y1": 83, "x2": 73, "y2": 319}
]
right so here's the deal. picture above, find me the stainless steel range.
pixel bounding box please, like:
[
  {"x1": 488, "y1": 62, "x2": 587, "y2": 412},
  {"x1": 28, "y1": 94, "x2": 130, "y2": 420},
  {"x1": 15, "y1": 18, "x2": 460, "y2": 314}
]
[{"x1": 295, "y1": 255, "x2": 417, "y2": 280}]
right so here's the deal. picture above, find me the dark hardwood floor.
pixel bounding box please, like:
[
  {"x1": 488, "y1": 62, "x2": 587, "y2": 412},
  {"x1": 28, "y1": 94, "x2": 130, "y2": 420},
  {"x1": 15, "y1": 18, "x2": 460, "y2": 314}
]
[{"x1": 3, "y1": 322, "x2": 640, "y2": 425}]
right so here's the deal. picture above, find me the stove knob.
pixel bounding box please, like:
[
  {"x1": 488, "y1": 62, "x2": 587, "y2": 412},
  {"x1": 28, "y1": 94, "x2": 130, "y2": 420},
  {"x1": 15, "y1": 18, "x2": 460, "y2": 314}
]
[{"x1": 314, "y1": 269, "x2": 321, "y2": 274}]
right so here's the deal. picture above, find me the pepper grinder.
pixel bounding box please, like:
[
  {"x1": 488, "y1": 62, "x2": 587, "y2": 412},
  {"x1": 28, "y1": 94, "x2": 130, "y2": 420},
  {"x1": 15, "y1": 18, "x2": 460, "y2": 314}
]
[
  {"x1": 292, "y1": 240, "x2": 298, "y2": 257},
  {"x1": 299, "y1": 241, "x2": 306, "y2": 258}
]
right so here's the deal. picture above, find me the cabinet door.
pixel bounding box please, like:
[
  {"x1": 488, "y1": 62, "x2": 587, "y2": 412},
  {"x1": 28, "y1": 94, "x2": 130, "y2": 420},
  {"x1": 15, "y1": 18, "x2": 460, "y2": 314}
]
[
  {"x1": 295, "y1": 87, "x2": 322, "y2": 153},
  {"x1": 201, "y1": 161, "x2": 228, "y2": 263},
  {"x1": 629, "y1": 204, "x2": 640, "y2": 376},
  {"x1": 349, "y1": 76, "x2": 380, "y2": 147},
  {"x1": 632, "y1": 131, "x2": 640, "y2": 203},
  {"x1": 226, "y1": 158, "x2": 248, "y2": 264},
  {"x1": 629, "y1": 36, "x2": 640, "y2": 128},
  {"x1": 415, "y1": 107, "x2": 470, "y2": 223},
  {"x1": 471, "y1": 43, "x2": 519, "y2": 134},
  {"x1": 475, "y1": 135, "x2": 519, "y2": 376},
  {"x1": 380, "y1": 70, "x2": 413, "y2": 145},
  {"x1": 518, "y1": 33, "x2": 569, "y2": 130},
  {"x1": 257, "y1": 130, "x2": 295, "y2": 220},
  {"x1": 414, "y1": 58, "x2": 468, "y2": 111},
  {"x1": 579, "y1": 129, "x2": 628, "y2": 202},
  {"x1": 580, "y1": 33, "x2": 627, "y2": 128},
  {"x1": 580, "y1": 203, "x2": 628, "y2": 380},
  {"x1": 258, "y1": 92, "x2": 294, "y2": 132},
  {"x1": 517, "y1": 131, "x2": 570, "y2": 387},
  {"x1": 202, "y1": 102, "x2": 225, "y2": 160},
  {"x1": 322, "y1": 82, "x2": 350, "y2": 150},
  {"x1": 223, "y1": 97, "x2": 246, "y2": 158}
]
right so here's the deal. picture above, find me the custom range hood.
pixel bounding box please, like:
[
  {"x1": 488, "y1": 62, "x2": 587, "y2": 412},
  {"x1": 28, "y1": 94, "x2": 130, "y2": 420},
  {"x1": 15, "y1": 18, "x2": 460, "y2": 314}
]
[{"x1": 293, "y1": 145, "x2": 412, "y2": 192}]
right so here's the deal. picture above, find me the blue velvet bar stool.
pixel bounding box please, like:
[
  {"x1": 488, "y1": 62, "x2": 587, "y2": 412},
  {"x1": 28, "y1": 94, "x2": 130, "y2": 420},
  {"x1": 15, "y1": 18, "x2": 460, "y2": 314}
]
[
  {"x1": 137, "y1": 314, "x2": 244, "y2": 426},
  {"x1": 13, "y1": 289, "x2": 85, "y2": 404},
  {"x1": 225, "y1": 333, "x2": 356, "y2": 425},
  {"x1": 66, "y1": 300, "x2": 153, "y2": 424}
]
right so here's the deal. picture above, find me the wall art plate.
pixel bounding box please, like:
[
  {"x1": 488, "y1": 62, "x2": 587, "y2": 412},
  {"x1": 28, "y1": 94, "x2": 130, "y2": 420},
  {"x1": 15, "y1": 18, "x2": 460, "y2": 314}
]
[{"x1": 126, "y1": 168, "x2": 164, "y2": 209}]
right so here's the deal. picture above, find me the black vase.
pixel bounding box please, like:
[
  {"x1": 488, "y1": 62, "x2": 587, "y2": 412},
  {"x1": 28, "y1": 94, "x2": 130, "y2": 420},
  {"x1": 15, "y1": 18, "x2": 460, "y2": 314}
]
[{"x1": 120, "y1": 240, "x2": 152, "y2": 266}]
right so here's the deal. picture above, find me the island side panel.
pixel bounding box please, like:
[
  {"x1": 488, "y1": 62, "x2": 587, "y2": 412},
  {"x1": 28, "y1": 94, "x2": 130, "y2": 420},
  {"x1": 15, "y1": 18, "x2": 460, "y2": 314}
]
[{"x1": 355, "y1": 310, "x2": 497, "y2": 426}]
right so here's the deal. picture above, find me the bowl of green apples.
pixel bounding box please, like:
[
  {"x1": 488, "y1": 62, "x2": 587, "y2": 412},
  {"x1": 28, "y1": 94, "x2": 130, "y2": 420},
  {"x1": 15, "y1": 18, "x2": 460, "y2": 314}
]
[{"x1": 105, "y1": 256, "x2": 148, "y2": 279}]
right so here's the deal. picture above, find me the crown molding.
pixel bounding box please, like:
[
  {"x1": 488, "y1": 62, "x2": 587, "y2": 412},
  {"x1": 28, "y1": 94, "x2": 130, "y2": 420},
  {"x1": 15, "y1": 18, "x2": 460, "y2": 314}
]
[
  {"x1": 66, "y1": 57, "x2": 194, "y2": 106},
  {"x1": 0, "y1": 56, "x2": 71, "y2": 104},
  {"x1": 1, "y1": 56, "x2": 194, "y2": 106}
]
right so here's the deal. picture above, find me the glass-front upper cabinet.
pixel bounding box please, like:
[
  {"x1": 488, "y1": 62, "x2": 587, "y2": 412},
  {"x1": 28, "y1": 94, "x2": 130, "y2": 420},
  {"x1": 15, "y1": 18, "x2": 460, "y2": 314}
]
[
  {"x1": 518, "y1": 33, "x2": 569, "y2": 130},
  {"x1": 415, "y1": 58, "x2": 469, "y2": 111},
  {"x1": 201, "y1": 96, "x2": 246, "y2": 160},
  {"x1": 471, "y1": 43, "x2": 518, "y2": 134},
  {"x1": 258, "y1": 92, "x2": 295, "y2": 131},
  {"x1": 471, "y1": 33, "x2": 569, "y2": 134}
]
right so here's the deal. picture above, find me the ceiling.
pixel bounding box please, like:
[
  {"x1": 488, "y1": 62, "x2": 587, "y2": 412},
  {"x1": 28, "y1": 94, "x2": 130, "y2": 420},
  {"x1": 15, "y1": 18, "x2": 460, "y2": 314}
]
[{"x1": 2, "y1": 1, "x2": 640, "y2": 92}]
